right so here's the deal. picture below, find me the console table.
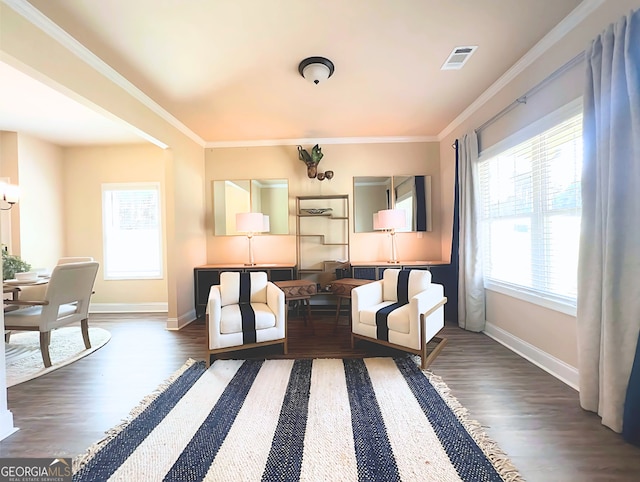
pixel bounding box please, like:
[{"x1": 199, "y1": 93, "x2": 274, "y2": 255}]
[
  {"x1": 350, "y1": 260, "x2": 449, "y2": 280},
  {"x1": 194, "y1": 264, "x2": 296, "y2": 317}
]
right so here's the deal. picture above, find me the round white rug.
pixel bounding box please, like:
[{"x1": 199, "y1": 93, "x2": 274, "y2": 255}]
[{"x1": 5, "y1": 326, "x2": 111, "y2": 387}]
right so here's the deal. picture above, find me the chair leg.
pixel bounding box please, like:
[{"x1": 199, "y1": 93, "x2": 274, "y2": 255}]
[
  {"x1": 81, "y1": 318, "x2": 91, "y2": 349},
  {"x1": 283, "y1": 338, "x2": 288, "y2": 355},
  {"x1": 40, "y1": 331, "x2": 52, "y2": 368},
  {"x1": 422, "y1": 336, "x2": 448, "y2": 369}
]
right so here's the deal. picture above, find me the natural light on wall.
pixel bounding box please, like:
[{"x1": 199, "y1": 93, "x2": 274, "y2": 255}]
[
  {"x1": 479, "y1": 102, "x2": 583, "y2": 314},
  {"x1": 102, "y1": 182, "x2": 163, "y2": 279}
]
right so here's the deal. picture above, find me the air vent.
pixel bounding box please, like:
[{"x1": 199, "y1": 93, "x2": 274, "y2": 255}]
[{"x1": 441, "y1": 46, "x2": 478, "y2": 70}]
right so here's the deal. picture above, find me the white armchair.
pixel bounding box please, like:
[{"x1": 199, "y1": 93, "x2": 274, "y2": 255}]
[
  {"x1": 351, "y1": 268, "x2": 447, "y2": 369},
  {"x1": 206, "y1": 271, "x2": 286, "y2": 362},
  {"x1": 4, "y1": 261, "x2": 99, "y2": 367}
]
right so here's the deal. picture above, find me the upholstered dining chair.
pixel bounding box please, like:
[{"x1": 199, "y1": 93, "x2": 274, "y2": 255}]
[
  {"x1": 15, "y1": 256, "x2": 95, "y2": 302},
  {"x1": 351, "y1": 268, "x2": 447, "y2": 369},
  {"x1": 4, "y1": 261, "x2": 99, "y2": 368},
  {"x1": 57, "y1": 256, "x2": 94, "y2": 264},
  {"x1": 206, "y1": 271, "x2": 286, "y2": 363}
]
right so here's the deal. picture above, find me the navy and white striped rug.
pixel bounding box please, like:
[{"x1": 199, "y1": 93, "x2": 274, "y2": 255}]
[{"x1": 73, "y1": 357, "x2": 523, "y2": 482}]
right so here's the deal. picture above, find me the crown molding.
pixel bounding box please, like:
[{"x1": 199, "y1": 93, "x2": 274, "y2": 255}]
[
  {"x1": 206, "y1": 135, "x2": 438, "y2": 149},
  {"x1": 437, "y1": 0, "x2": 605, "y2": 141},
  {"x1": 2, "y1": 0, "x2": 205, "y2": 148}
]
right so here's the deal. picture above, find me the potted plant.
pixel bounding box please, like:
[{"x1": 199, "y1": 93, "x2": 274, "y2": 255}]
[{"x1": 2, "y1": 249, "x2": 31, "y2": 280}]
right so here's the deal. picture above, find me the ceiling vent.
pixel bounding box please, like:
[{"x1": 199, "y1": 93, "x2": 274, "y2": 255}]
[{"x1": 441, "y1": 46, "x2": 478, "y2": 70}]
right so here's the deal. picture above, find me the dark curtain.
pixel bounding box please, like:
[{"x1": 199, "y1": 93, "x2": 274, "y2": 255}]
[
  {"x1": 415, "y1": 175, "x2": 427, "y2": 232},
  {"x1": 623, "y1": 332, "x2": 640, "y2": 445},
  {"x1": 430, "y1": 142, "x2": 459, "y2": 323}
]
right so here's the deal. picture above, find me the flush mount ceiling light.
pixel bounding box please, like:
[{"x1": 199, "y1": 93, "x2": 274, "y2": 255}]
[{"x1": 298, "y1": 56, "x2": 335, "y2": 84}]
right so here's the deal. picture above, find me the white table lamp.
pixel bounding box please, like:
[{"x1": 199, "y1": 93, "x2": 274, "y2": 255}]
[
  {"x1": 236, "y1": 212, "x2": 269, "y2": 266},
  {"x1": 375, "y1": 209, "x2": 406, "y2": 263}
]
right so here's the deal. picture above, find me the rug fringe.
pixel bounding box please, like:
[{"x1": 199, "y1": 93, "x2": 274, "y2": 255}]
[
  {"x1": 415, "y1": 357, "x2": 525, "y2": 482},
  {"x1": 72, "y1": 358, "x2": 199, "y2": 473}
]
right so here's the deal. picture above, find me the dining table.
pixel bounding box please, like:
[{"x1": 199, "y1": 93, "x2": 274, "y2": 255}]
[{"x1": 3, "y1": 277, "x2": 49, "y2": 313}]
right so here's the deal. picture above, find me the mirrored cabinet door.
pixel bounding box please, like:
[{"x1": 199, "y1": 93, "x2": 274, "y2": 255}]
[
  {"x1": 353, "y1": 175, "x2": 432, "y2": 233},
  {"x1": 213, "y1": 179, "x2": 289, "y2": 235}
]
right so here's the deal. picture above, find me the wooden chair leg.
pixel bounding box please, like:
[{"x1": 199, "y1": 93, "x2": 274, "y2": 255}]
[
  {"x1": 81, "y1": 318, "x2": 91, "y2": 349},
  {"x1": 40, "y1": 331, "x2": 52, "y2": 368},
  {"x1": 422, "y1": 336, "x2": 448, "y2": 369}
]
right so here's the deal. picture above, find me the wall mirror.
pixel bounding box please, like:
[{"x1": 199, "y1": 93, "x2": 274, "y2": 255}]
[
  {"x1": 213, "y1": 179, "x2": 289, "y2": 235},
  {"x1": 353, "y1": 175, "x2": 432, "y2": 233}
]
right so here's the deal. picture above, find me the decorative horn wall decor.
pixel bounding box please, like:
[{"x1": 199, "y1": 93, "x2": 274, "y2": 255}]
[{"x1": 297, "y1": 144, "x2": 334, "y2": 180}]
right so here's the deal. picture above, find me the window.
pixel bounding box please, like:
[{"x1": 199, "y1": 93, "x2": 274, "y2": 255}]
[
  {"x1": 479, "y1": 105, "x2": 582, "y2": 311},
  {"x1": 102, "y1": 183, "x2": 163, "y2": 280}
]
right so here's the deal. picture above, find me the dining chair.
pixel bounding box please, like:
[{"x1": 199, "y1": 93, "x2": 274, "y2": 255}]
[
  {"x1": 4, "y1": 261, "x2": 99, "y2": 368},
  {"x1": 12, "y1": 256, "x2": 95, "y2": 302}
]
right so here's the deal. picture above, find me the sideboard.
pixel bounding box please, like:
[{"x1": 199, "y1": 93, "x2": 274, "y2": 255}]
[
  {"x1": 193, "y1": 264, "x2": 296, "y2": 317},
  {"x1": 350, "y1": 260, "x2": 449, "y2": 280}
]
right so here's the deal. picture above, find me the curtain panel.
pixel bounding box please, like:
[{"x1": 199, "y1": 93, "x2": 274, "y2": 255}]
[
  {"x1": 577, "y1": 9, "x2": 640, "y2": 437},
  {"x1": 457, "y1": 131, "x2": 485, "y2": 332}
]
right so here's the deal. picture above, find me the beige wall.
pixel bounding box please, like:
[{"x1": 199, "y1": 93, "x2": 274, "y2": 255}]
[
  {"x1": 205, "y1": 142, "x2": 443, "y2": 265},
  {"x1": 438, "y1": 0, "x2": 640, "y2": 368},
  {"x1": 63, "y1": 144, "x2": 168, "y2": 305},
  {"x1": 17, "y1": 133, "x2": 65, "y2": 269},
  {"x1": 1, "y1": 4, "x2": 207, "y2": 327}
]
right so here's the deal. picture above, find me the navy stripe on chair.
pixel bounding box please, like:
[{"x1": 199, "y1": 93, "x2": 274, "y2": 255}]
[
  {"x1": 238, "y1": 273, "x2": 256, "y2": 344},
  {"x1": 376, "y1": 270, "x2": 410, "y2": 341},
  {"x1": 239, "y1": 272, "x2": 251, "y2": 304},
  {"x1": 397, "y1": 270, "x2": 410, "y2": 304},
  {"x1": 239, "y1": 304, "x2": 257, "y2": 344}
]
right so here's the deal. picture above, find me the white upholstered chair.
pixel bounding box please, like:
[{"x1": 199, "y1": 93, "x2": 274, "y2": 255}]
[
  {"x1": 4, "y1": 261, "x2": 99, "y2": 368},
  {"x1": 57, "y1": 256, "x2": 94, "y2": 264},
  {"x1": 16, "y1": 256, "x2": 95, "y2": 302},
  {"x1": 206, "y1": 271, "x2": 286, "y2": 362},
  {"x1": 351, "y1": 268, "x2": 447, "y2": 369}
]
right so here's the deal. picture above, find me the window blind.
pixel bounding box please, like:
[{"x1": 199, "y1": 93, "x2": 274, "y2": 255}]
[
  {"x1": 479, "y1": 112, "x2": 582, "y2": 305},
  {"x1": 102, "y1": 183, "x2": 163, "y2": 280}
]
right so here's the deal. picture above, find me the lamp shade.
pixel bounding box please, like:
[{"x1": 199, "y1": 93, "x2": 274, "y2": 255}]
[
  {"x1": 376, "y1": 209, "x2": 406, "y2": 230},
  {"x1": 236, "y1": 212, "x2": 265, "y2": 233},
  {"x1": 373, "y1": 212, "x2": 382, "y2": 230},
  {"x1": 0, "y1": 182, "x2": 19, "y2": 204}
]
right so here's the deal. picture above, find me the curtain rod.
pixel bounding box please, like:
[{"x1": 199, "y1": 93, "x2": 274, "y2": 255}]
[{"x1": 474, "y1": 51, "x2": 585, "y2": 134}]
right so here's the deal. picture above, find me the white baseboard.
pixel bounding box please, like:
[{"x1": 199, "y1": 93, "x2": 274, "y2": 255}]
[
  {"x1": 483, "y1": 322, "x2": 579, "y2": 391},
  {"x1": 166, "y1": 309, "x2": 197, "y2": 331},
  {"x1": 0, "y1": 410, "x2": 18, "y2": 442},
  {"x1": 89, "y1": 302, "x2": 168, "y2": 313}
]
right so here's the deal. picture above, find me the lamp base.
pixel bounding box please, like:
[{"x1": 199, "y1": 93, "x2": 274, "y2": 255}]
[
  {"x1": 386, "y1": 260, "x2": 400, "y2": 264},
  {"x1": 244, "y1": 262, "x2": 257, "y2": 266}
]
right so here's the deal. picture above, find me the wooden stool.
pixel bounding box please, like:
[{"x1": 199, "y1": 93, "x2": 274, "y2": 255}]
[
  {"x1": 274, "y1": 280, "x2": 317, "y2": 328},
  {"x1": 331, "y1": 278, "x2": 373, "y2": 328}
]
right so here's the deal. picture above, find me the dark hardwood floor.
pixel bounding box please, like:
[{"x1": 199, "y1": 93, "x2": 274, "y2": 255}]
[{"x1": 2, "y1": 309, "x2": 639, "y2": 481}]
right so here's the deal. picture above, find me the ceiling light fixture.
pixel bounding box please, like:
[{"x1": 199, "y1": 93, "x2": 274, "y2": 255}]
[{"x1": 298, "y1": 56, "x2": 335, "y2": 84}]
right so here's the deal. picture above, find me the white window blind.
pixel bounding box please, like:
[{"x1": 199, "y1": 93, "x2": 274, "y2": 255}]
[
  {"x1": 479, "y1": 112, "x2": 582, "y2": 307},
  {"x1": 102, "y1": 183, "x2": 163, "y2": 280}
]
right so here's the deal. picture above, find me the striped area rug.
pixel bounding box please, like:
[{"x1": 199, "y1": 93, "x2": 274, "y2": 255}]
[{"x1": 73, "y1": 357, "x2": 523, "y2": 482}]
